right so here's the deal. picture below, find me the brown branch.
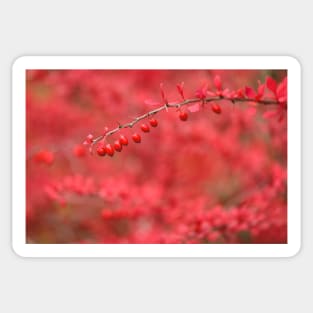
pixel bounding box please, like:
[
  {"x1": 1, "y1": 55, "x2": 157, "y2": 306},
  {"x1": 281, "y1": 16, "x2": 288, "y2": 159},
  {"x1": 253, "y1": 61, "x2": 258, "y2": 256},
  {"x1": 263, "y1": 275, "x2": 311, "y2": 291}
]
[{"x1": 90, "y1": 95, "x2": 285, "y2": 151}]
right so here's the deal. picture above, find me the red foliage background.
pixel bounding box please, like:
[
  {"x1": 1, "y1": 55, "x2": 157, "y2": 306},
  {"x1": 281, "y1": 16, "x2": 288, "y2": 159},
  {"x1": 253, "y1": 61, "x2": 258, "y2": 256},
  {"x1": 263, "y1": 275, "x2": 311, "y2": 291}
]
[{"x1": 26, "y1": 69, "x2": 287, "y2": 244}]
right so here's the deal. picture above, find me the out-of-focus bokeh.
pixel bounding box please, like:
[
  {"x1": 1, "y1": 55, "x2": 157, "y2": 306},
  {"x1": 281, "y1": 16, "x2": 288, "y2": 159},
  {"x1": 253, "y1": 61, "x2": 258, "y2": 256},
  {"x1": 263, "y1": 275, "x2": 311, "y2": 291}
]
[{"x1": 26, "y1": 69, "x2": 287, "y2": 244}]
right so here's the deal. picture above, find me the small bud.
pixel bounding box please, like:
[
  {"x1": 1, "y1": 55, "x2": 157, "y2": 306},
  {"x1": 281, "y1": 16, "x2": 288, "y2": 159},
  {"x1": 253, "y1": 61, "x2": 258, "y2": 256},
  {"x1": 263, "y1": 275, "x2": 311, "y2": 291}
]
[
  {"x1": 103, "y1": 127, "x2": 109, "y2": 135},
  {"x1": 85, "y1": 134, "x2": 94, "y2": 144}
]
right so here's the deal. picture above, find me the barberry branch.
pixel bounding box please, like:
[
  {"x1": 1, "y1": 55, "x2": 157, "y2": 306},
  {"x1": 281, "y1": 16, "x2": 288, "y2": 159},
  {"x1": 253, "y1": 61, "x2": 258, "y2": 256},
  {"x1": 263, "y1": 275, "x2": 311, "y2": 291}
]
[{"x1": 89, "y1": 95, "x2": 285, "y2": 151}]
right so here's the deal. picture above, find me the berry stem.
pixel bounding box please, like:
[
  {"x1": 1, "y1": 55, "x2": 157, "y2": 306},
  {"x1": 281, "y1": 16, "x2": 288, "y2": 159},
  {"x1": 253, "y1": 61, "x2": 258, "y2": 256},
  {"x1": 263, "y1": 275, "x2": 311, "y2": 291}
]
[{"x1": 89, "y1": 95, "x2": 285, "y2": 152}]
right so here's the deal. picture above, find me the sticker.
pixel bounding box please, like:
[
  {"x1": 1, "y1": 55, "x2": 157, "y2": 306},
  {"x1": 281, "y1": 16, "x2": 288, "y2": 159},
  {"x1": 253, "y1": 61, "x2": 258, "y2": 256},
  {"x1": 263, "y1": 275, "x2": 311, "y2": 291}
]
[{"x1": 12, "y1": 56, "x2": 301, "y2": 257}]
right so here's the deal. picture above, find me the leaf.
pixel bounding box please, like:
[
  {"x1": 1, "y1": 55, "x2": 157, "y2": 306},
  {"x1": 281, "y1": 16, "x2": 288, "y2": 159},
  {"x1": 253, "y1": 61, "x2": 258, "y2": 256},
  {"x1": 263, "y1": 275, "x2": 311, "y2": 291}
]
[
  {"x1": 188, "y1": 102, "x2": 200, "y2": 112},
  {"x1": 257, "y1": 84, "x2": 265, "y2": 97},
  {"x1": 195, "y1": 83, "x2": 208, "y2": 99},
  {"x1": 245, "y1": 86, "x2": 256, "y2": 98},
  {"x1": 206, "y1": 90, "x2": 216, "y2": 97},
  {"x1": 213, "y1": 75, "x2": 222, "y2": 90},
  {"x1": 159, "y1": 82, "x2": 168, "y2": 103},
  {"x1": 263, "y1": 110, "x2": 278, "y2": 119},
  {"x1": 144, "y1": 98, "x2": 160, "y2": 106},
  {"x1": 276, "y1": 77, "x2": 287, "y2": 103},
  {"x1": 266, "y1": 76, "x2": 277, "y2": 94},
  {"x1": 176, "y1": 82, "x2": 185, "y2": 99},
  {"x1": 222, "y1": 88, "x2": 230, "y2": 97}
]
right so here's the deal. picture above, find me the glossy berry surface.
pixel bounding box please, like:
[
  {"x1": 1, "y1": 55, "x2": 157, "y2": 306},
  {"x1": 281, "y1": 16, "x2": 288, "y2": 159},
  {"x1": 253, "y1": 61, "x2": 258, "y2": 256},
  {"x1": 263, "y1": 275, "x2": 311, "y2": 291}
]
[
  {"x1": 105, "y1": 143, "x2": 114, "y2": 156},
  {"x1": 132, "y1": 133, "x2": 141, "y2": 143},
  {"x1": 96, "y1": 145, "x2": 106, "y2": 156},
  {"x1": 179, "y1": 111, "x2": 188, "y2": 121},
  {"x1": 212, "y1": 103, "x2": 222, "y2": 114},
  {"x1": 149, "y1": 118, "x2": 158, "y2": 127},
  {"x1": 114, "y1": 140, "x2": 122, "y2": 152},
  {"x1": 140, "y1": 123, "x2": 150, "y2": 132},
  {"x1": 119, "y1": 135, "x2": 128, "y2": 146}
]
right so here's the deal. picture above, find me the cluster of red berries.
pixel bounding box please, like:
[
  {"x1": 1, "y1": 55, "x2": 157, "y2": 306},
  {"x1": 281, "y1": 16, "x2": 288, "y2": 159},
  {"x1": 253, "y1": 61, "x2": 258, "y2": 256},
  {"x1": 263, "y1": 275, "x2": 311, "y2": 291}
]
[
  {"x1": 95, "y1": 118, "x2": 158, "y2": 157},
  {"x1": 92, "y1": 108, "x2": 220, "y2": 157}
]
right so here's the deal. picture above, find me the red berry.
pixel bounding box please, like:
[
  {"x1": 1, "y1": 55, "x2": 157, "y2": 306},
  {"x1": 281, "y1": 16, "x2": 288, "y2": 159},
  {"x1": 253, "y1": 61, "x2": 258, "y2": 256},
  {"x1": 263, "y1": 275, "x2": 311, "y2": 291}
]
[
  {"x1": 34, "y1": 150, "x2": 54, "y2": 165},
  {"x1": 105, "y1": 143, "x2": 114, "y2": 156},
  {"x1": 96, "y1": 145, "x2": 106, "y2": 156},
  {"x1": 73, "y1": 144, "x2": 86, "y2": 157},
  {"x1": 132, "y1": 133, "x2": 141, "y2": 143},
  {"x1": 140, "y1": 123, "x2": 150, "y2": 132},
  {"x1": 179, "y1": 111, "x2": 188, "y2": 121},
  {"x1": 212, "y1": 103, "x2": 222, "y2": 114},
  {"x1": 214, "y1": 75, "x2": 222, "y2": 91},
  {"x1": 176, "y1": 82, "x2": 185, "y2": 100},
  {"x1": 119, "y1": 135, "x2": 128, "y2": 146},
  {"x1": 114, "y1": 140, "x2": 122, "y2": 152},
  {"x1": 101, "y1": 210, "x2": 113, "y2": 219},
  {"x1": 149, "y1": 118, "x2": 158, "y2": 127}
]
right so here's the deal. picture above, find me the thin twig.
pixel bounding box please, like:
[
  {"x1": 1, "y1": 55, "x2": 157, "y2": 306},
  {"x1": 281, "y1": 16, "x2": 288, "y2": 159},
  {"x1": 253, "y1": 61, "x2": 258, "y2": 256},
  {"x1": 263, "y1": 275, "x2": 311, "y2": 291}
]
[{"x1": 90, "y1": 95, "x2": 285, "y2": 151}]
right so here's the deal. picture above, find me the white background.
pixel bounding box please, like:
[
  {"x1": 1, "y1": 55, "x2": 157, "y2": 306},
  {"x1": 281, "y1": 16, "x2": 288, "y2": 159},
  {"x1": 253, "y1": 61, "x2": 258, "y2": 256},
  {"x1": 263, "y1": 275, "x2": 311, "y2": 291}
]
[{"x1": 0, "y1": 1, "x2": 310, "y2": 312}]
